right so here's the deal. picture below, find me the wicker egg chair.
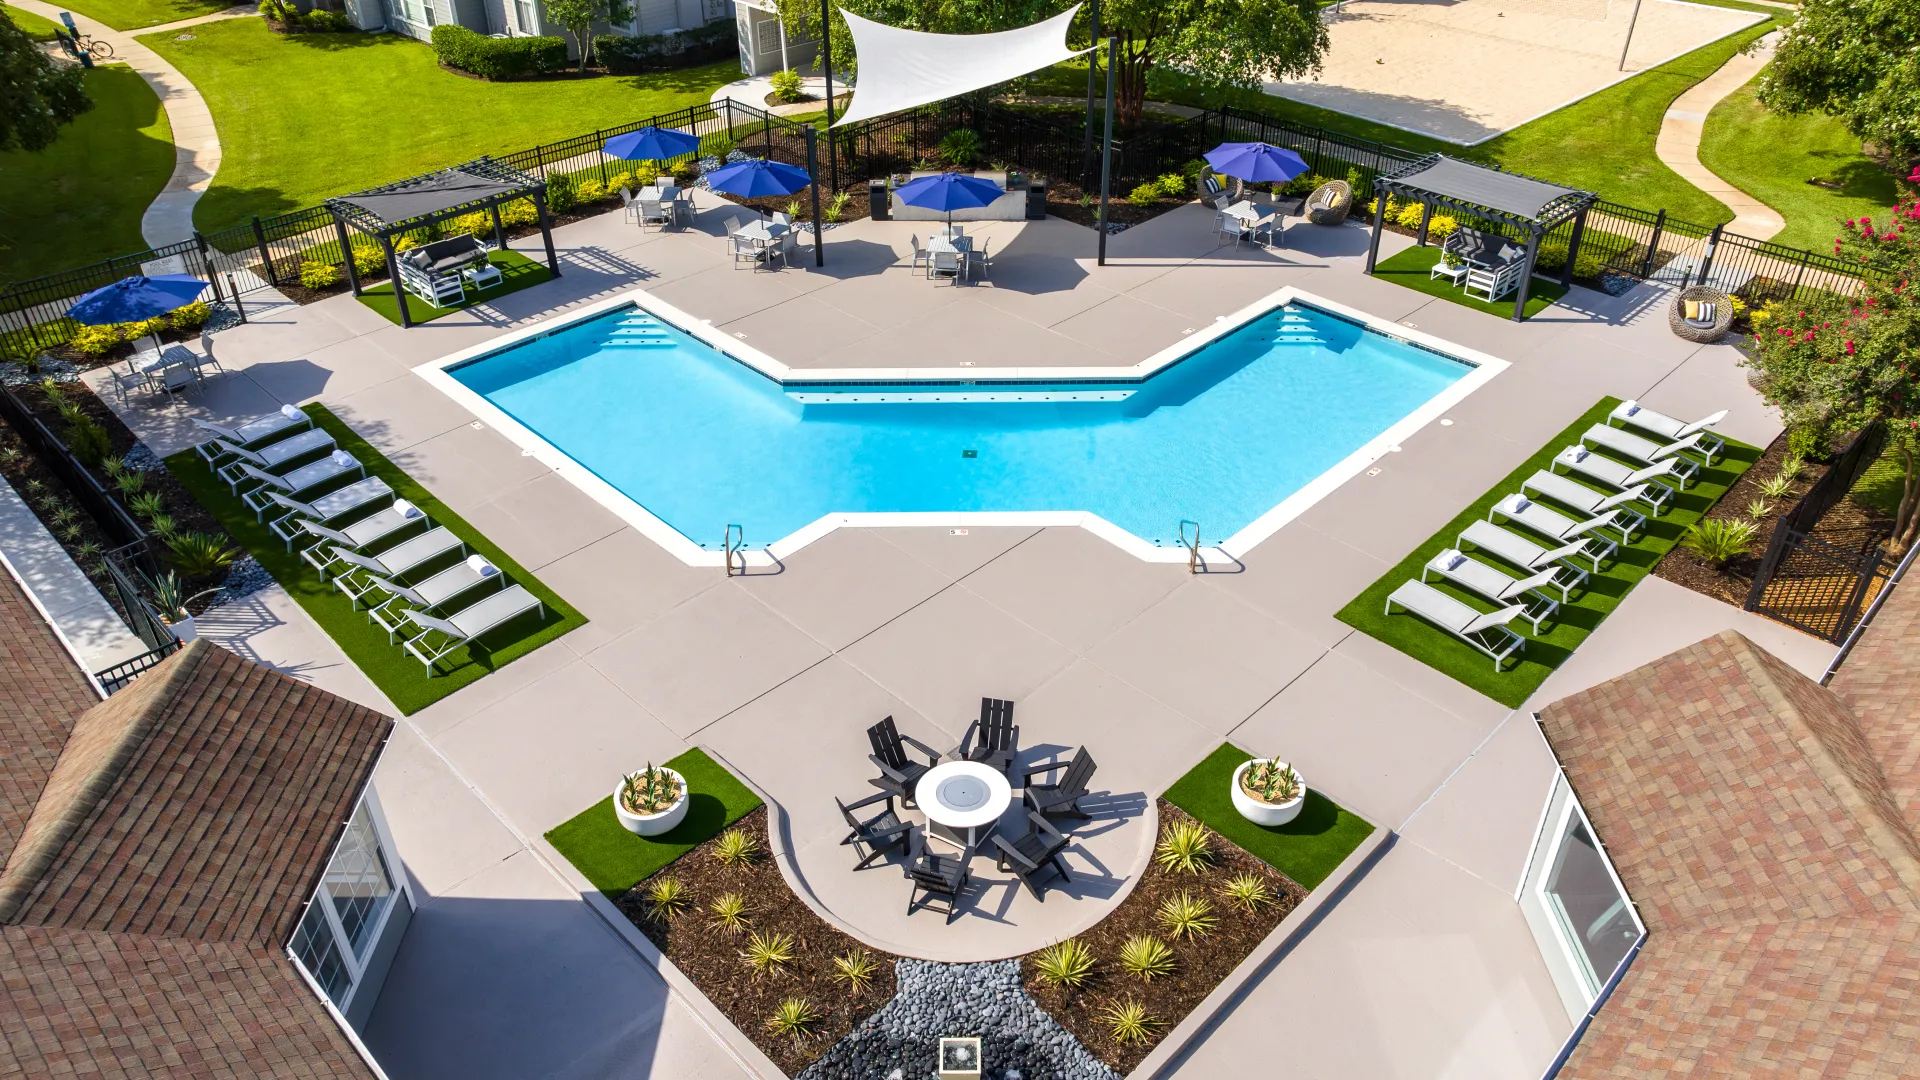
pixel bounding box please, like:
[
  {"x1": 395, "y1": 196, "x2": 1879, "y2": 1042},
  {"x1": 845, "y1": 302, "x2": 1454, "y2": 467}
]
[
  {"x1": 1669, "y1": 285, "x2": 1735, "y2": 343},
  {"x1": 1306, "y1": 180, "x2": 1352, "y2": 226}
]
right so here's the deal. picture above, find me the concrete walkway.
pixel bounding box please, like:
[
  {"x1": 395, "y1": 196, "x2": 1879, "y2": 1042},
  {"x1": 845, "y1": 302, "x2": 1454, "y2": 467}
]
[
  {"x1": 0, "y1": 473, "x2": 148, "y2": 673},
  {"x1": 1655, "y1": 31, "x2": 1786, "y2": 241},
  {"x1": 15, "y1": 0, "x2": 249, "y2": 248}
]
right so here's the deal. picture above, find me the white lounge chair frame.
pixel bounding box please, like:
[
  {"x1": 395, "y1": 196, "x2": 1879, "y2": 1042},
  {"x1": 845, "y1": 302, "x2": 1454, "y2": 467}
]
[
  {"x1": 294, "y1": 505, "x2": 425, "y2": 576},
  {"x1": 214, "y1": 428, "x2": 336, "y2": 491},
  {"x1": 1384, "y1": 580, "x2": 1527, "y2": 672},
  {"x1": 268, "y1": 479, "x2": 399, "y2": 551},
  {"x1": 1490, "y1": 494, "x2": 1624, "y2": 568},
  {"x1": 364, "y1": 561, "x2": 504, "y2": 643},
  {"x1": 1609, "y1": 402, "x2": 1727, "y2": 461},
  {"x1": 232, "y1": 457, "x2": 366, "y2": 520},
  {"x1": 402, "y1": 585, "x2": 546, "y2": 674},
  {"x1": 1457, "y1": 520, "x2": 1591, "y2": 602},
  {"x1": 1525, "y1": 469, "x2": 1658, "y2": 530},
  {"x1": 1581, "y1": 423, "x2": 1712, "y2": 476},
  {"x1": 1423, "y1": 549, "x2": 1560, "y2": 633},
  {"x1": 328, "y1": 527, "x2": 466, "y2": 607},
  {"x1": 1551, "y1": 447, "x2": 1682, "y2": 513},
  {"x1": 191, "y1": 411, "x2": 312, "y2": 466}
]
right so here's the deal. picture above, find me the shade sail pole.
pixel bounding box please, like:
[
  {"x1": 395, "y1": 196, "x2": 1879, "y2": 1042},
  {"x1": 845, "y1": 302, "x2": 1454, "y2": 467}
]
[
  {"x1": 1081, "y1": 0, "x2": 1099, "y2": 188},
  {"x1": 1097, "y1": 36, "x2": 1115, "y2": 267},
  {"x1": 807, "y1": 125, "x2": 825, "y2": 267},
  {"x1": 820, "y1": 0, "x2": 837, "y2": 192}
]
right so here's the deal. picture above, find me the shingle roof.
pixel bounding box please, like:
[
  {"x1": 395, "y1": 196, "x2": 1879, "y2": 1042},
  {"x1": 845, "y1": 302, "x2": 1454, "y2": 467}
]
[
  {"x1": 1831, "y1": 577, "x2": 1920, "y2": 832},
  {"x1": 0, "y1": 635, "x2": 392, "y2": 1079},
  {"x1": 0, "y1": 569, "x2": 99, "y2": 863},
  {"x1": 1541, "y1": 629, "x2": 1920, "y2": 1079}
]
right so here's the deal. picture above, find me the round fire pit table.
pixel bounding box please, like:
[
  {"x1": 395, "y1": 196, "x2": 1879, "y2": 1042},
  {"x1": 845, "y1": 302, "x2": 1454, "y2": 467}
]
[{"x1": 915, "y1": 760, "x2": 1013, "y2": 852}]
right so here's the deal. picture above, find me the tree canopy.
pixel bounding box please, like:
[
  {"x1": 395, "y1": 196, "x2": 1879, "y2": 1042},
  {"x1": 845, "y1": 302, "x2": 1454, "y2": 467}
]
[
  {"x1": 1746, "y1": 179, "x2": 1920, "y2": 555},
  {"x1": 543, "y1": 0, "x2": 631, "y2": 73},
  {"x1": 0, "y1": 10, "x2": 92, "y2": 154},
  {"x1": 769, "y1": 0, "x2": 1326, "y2": 128},
  {"x1": 1759, "y1": 0, "x2": 1920, "y2": 159}
]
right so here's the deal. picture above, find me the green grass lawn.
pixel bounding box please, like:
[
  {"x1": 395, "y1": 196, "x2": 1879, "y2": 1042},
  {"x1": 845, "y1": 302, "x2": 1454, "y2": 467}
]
[
  {"x1": 357, "y1": 250, "x2": 551, "y2": 325},
  {"x1": 1164, "y1": 743, "x2": 1375, "y2": 891},
  {"x1": 1335, "y1": 398, "x2": 1757, "y2": 708},
  {"x1": 5, "y1": 3, "x2": 62, "y2": 39},
  {"x1": 140, "y1": 18, "x2": 738, "y2": 230},
  {"x1": 0, "y1": 64, "x2": 172, "y2": 286},
  {"x1": 166, "y1": 403, "x2": 585, "y2": 714},
  {"x1": 1372, "y1": 244, "x2": 1568, "y2": 321},
  {"x1": 1700, "y1": 77, "x2": 1902, "y2": 251},
  {"x1": 1850, "y1": 446, "x2": 1910, "y2": 519},
  {"x1": 545, "y1": 748, "x2": 762, "y2": 898},
  {"x1": 56, "y1": 0, "x2": 229, "y2": 30}
]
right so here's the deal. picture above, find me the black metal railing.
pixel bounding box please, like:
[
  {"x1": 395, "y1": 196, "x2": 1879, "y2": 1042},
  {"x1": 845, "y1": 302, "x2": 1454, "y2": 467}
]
[
  {"x1": 1745, "y1": 425, "x2": 1892, "y2": 642},
  {"x1": 100, "y1": 537, "x2": 176, "y2": 651},
  {"x1": 93, "y1": 639, "x2": 182, "y2": 694},
  {"x1": 0, "y1": 383, "x2": 159, "y2": 576}
]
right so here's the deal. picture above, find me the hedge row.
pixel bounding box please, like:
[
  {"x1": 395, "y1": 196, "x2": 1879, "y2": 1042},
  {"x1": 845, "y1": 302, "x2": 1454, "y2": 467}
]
[
  {"x1": 594, "y1": 22, "x2": 734, "y2": 74},
  {"x1": 431, "y1": 24, "x2": 567, "y2": 79}
]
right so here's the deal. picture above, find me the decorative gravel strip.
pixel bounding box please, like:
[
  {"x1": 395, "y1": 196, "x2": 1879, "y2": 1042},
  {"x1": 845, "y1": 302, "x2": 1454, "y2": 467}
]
[
  {"x1": 799, "y1": 958, "x2": 1120, "y2": 1080},
  {"x1": 209, "y1": 555, "x2": 276, "y2": 606}
]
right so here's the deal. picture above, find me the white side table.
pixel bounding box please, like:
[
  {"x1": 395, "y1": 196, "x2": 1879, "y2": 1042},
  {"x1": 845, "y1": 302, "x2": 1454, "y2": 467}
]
[
  {"x1": 1430, "y1": 259, "x2": 1470, "y2": 287},
  {"x1": 915, "y1": 760, "x2": 1012, "y2": 852},
  {"x1": 463, "y1": 262, "x2": 503, "y2": 291}
]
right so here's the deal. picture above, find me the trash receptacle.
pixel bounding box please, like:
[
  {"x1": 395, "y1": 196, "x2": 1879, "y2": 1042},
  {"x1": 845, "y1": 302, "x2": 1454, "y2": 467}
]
[
  {"x1": 1025, "y1": 179, "x2": 1048, "y2": 220},
  {"x1": 869, "y1": 179, "x2": 890, "y2": 221}
]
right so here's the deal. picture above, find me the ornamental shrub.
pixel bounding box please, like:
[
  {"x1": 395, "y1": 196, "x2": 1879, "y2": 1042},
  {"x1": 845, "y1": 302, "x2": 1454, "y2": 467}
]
[
  {"x1": 65, "y1": 417, "x2": 112, "y2": 467},
  {"x1": 500, "y1": 199, "x2": 539, "y2": 227},
  {"x1": 1156, "y1": 172, "x2": 1188, "y2": 198},
  {"x1": 545, "y1": 173, "x2": 577, "y2": 214},
  {"x1": 431, "y1": 25, "x2": 566, "y2": 79},
  {"x1": 304, "y1": 8, "x2": 350, "y2": 31},
  {"x1": 71, "y1": 325, "x2": 123, "y2": 358},
  {"x1": 1426, "y1": 213, "x2": 1458, "y2": 240},
  {"x1": 594, "y1": 23, "x2": 734, "y2": 74},
  {"x1": 768, "y1": 67, "x2": 806, "y2": 103},
  {"x1": 1128, "y1": 182, "x2": 1163, "y2": 206},
  {"x1": 575, "y1": 178, "x2": 608, "y2": 203},
  {"x1": 349, "y1": 238, "x2": 388, "y2": 278},
  {"x1": 167, "y1": 300, "x2": 209, "y2": 332},
  {"x1": 1283, "y1": 171, "x2": 1320, "y2": 196},
  {"x1": 938, "y1": 127, "x2": 982, "y2": 168},
  {"x1": 450, "y1": 211, "x2": 493, "y2": 238},
  {"x1": 1393, "y1": 200, "x2": 1427, "y2": 230},
  {"x1": 299, "y1": 260, "x2": 341, "y2": 289}
]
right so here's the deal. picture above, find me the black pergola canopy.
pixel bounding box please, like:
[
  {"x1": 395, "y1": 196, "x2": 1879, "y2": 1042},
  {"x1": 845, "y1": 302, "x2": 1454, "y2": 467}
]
[
  {"x1": 324, "y1": 157, "x2": 560, "y2": 328},
  {"x1": 1364, "y1": 154, "x2": 1598, "y2": 322}
]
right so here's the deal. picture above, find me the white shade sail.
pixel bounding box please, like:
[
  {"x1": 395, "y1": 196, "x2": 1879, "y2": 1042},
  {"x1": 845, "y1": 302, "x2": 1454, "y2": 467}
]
[{"x1": 831, "y1": 6, "x2": 1091, "y2": 127}]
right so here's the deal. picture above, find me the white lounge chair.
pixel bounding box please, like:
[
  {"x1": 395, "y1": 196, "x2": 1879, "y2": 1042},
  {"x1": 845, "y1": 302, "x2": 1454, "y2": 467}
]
[
  {"x1": 1610, "y1": 401, "x2": 1726, "y2": 461},
  {"x1": 214, "y1": 428, "x2": 337, "y2": 492},
  {"x1": 328, "y1": 527, "x2": 466, "y2": 608},
  {"x1": 268, "y1": 481, "x2": 402, "y2": 551},
  {"x1": 1581, "y1": 423, "x2": 1713, "y2": 477},
  {"x1": 232, "y1": 454, "x2": 366, "y2": 520},
  {"x1": 1490, "y1": 494, "x2": 1624, "y2": 568},
  {"x1": 1384, "y1": 580, "x2": 1527, "y2": 672},
  {"x1": 1551, "y1": 447, "x2": 1683, "y2": 512},
  {"x1": 191, "y1": 407, "x2": 311, "y2": 466},
  {"x1": 1457, "y1": 520, "x2": 1591, "y2": 602},
  {"x1": 365, "y1": 555, "x2": 505, "y2": 642},
  {"x1": 290, "y1": 502, "x2": 424, "y2": 577},
  {"x1": 402, "y1": 584, "x2": 546, "y2": 674},
  {"x1": 1423, "y1": 549, "x2": 1560, "y2": 633},
  {"x1": 1524, "y1": 468, "x2": 1659, "y2": 529}
]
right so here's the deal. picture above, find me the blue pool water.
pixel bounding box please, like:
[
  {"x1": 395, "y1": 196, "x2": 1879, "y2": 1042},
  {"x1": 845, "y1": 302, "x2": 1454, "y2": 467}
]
[{"x1": 449, "y1": 302, "x2": 1472, "y2": 547}]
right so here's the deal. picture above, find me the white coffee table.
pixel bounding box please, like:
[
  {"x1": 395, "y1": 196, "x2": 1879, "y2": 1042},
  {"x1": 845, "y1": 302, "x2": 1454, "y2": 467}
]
[
  {"x1": 463, "y1": 262, "x2": 503, "y2": 291},
  {"x1": 915, "y1": 760, "x2": 1012, "y2": 852}
]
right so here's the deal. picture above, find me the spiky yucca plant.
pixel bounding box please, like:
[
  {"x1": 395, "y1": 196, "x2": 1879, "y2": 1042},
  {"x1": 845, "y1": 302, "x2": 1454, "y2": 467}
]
[
  {"x1": 619, "y1": 764, "x2": 683, "y2": 816},
  {"x1": 1241, "y1": 758, "x2": 1303, "y2": 804},
  {"x1": 1101, "y1": 999, "x2": 1159, "y2": 1045},
  {"x1": 741, "y1": 930, "x2": 797, "y2": 975},
  {"x1": 1680, "y1": 518, "x2": 1758, "y2": 567},
  {"x1": 1220, "y1": 872, "x2": 1276, "y2": 913},
  {"x1": 1154, "y1": 820, "x2": 1216, "y2": 875},
  {"x1": 1032, "y1": 939, "x2": 1096, "y2": 989},
  {"x1": 766, "y1": 997, "x2": 819, "y2": 1040},
  {"x1": 713, "y1": 828, "x2": 759, "y2": 867},
  {"x1": 709, "y1": 892, "x2": 749, "y2": 932},
  {"x1": 1158, "y1": 892, "x2": 1218, "y2": 940},
  {"x1": 1745, "y1": 498, "x2": 1775, "y2": 521},
  {"x1": 1118, "y1": 935, "x2": 1174, "y2": 981},
  {"x1": 643, "y1": 877, "x2": 689, "y2": 920},
  {"x1": 831, "y1": 950, "x2": 877, "y2": 992}
]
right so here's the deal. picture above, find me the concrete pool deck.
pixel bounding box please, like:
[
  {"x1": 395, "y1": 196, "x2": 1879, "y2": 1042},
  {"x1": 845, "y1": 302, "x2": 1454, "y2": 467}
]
[{"x1": 85, "y1": 193, "x2": 1823, "y2": 1080}]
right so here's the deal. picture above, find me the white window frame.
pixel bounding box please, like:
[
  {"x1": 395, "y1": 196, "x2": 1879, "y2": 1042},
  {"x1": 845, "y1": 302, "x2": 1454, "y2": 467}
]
[
  {"x1": 1533, "y1": 790, "x2": 1644, "y2": 1002},
  {"x1": 288, "y1": 791, "x2": 412, "y2": 1019},
  {"x1": 516, "y1": 0, "x2": 537, "y2": 34}
]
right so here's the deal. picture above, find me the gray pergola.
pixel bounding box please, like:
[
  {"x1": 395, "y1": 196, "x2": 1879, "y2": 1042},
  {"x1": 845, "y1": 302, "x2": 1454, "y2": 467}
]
[
  {"x1": 326, "y1": 158, "x2": 560, "y2": 328},
  {"x1": 1364, "y1": 155, "x2": 1597, "y2": 322}
]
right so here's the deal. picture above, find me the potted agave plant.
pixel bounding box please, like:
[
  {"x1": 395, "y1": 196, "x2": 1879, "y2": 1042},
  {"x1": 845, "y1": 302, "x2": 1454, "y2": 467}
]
[
  {"x1": 150, "y1": 571, "x2": 219, "y2": 643},
  {"x1": 614, "y1": 763, "x2": 688, "y2": 836},
  {"x1": 1231, "y1": 756, "x2": 1307, "y2": 827}
]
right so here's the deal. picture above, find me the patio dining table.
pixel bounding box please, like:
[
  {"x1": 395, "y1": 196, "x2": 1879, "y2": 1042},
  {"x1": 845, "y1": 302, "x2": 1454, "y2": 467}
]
[
  {"x1": 1223, "y1": 200, "x2": 1283, "y2": 245},
  {"x1": 733, "y1": 219, "x2": 789, "y2": 244},
  {"x1": 636, "y1": 185, "x2": 693, "y2": 224},
  {"x1": 131, "y1": 343, "x2": 197, "y2": 373},
  {"x1": 926, "y1": 234, "x2": 974, "y2": 281}
]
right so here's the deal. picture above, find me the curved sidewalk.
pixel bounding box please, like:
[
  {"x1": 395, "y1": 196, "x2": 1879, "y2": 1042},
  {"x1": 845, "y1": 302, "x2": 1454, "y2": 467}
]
[
  {"x1": 1654, "y1": 30, "x2": 1785, "y2": 241},
  {"x1": 16, "y1": 0, "x2": 248, "y2": 248}
]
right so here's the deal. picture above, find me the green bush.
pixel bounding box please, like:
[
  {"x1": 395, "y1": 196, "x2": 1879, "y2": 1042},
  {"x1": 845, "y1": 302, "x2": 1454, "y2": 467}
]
[
  {"x1": 768, "y1": 68, "x2": 806, "y2": 104},
  {"x1": 66, "y1": 417, "x2": 112, "y2": 466},
  {"x1": 938, "y1": 128, "x2": 982, "y2": 167},
  {"x1": 71, "y1": 325, "x2": 124, "y2": 358},
  {"x1": 349, "y1": 239, "x2": 388, "y2": 278},
  {"x1": 431, "y1": 24, "x2": 566, "y2": 79},
  {"x1": 594, "y1": 23, "x2": 735, "y2": 75},
  {"x1": 304, "y1": 9, "x2": 350, "y2": 31},
  {"x1": 299, "y1": 260, "x2": 341, "y2": 289},
  {"x1": 167, "y1": 301, "x2": 210, "y2": 333},
  {"x1": 1128, "y1": 182, "x2": 1163, "y2": 206},
  {"x1": 545, "y1": 173, "x2": 577, "y2": 214},
  {"x1": 1679, "y1": 518, "x2": 1757, "y2": 566},
  {"x1": 575, "y1": 177, "x2": 609, "y2": 202},
  {"x1": 1155, "y1": 172, "x2": 1188, "y2": 198},
  {"x1": 500, "y1": 199, "x2": 538, "y2": 227},
  {"x1": 1283, "y1": 172, "x2": 1321, "y2": 196},
  {"x1": 1787, "y1": 424, "x2": 1831, "y2": 461}
]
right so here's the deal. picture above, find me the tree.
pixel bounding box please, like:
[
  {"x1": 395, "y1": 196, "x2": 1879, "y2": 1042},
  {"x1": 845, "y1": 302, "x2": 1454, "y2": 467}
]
[
  {"x1": 1745, "y1": 181, "x2": 1920, "y2": 555},
  {"x1": 1758, "y1": 0, "x2": 1920, "y2": 160},
  {"x1": 770, "y1": 0, "x2": 1326, "y2": 129},
  {"x1": 542, "y1": 0, "x2": 631, "y2": 73},
  {"x1": 0, "y1": 9, "x2": 92, "y2": 153}
]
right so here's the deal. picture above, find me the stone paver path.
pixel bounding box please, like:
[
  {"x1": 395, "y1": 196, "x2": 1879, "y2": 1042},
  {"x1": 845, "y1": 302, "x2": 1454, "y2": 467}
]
[
  {"x1": 1655, "y1": 31, "x2": 1786, "y2": 241},
  {"x1": 15, "y1": 0, "x2": 249, "y2": 249}
]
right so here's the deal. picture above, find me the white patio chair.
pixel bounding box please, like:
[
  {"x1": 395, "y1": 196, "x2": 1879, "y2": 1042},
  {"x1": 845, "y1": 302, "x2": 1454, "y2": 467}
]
[
  {"x1": 1215, "y1": 213, "x2": 1248, "y2": 246},
  {"x1": 1526, "y1": 466, "x2": 1664, "y2": 523},
  {"x1": 619, "y1": 187, "x2": 641, "y2": 225},
  {"x1": 234, "y1": 453, "x2": 366, "y2": 521},
  {"x1": 909, "y1": 235, "x2": 929, "y2": 275},
  {"x1": 930, "y1": 248, "x2": 962, "y2": 284},
  {"x1": 1457, "y1": 520, "x2": 1591, "y2": 602},
  {"x1": 190, "y1": 407, "x2": 310, "y2": 466},
  {"x1": 1581, "y1": 422, "x2": 1715, "y2": 472},
  {"x1": 365, "y1": 555, "x2": 505, "y2": 643},
  {"x1": 1465, "y1": 260, "x2": 1526, "y2": 303},
  {"x1": 771, "y1": 211, "x2": 793, "y2": 229},
  {"x1": 637, "y1": 197, "x2": 670, "y2": 230},
  {"x1": 290, "y1": 498, "x2": 426, "y2": 575},
  {"x1": 191, "y1": 331, "x2": 226, "y2": 376},
  {"x1": 968, "y1": 237, "x2": 992, "y2": 280},
  {"x1": 731, "y1": 233, "x2": 767, "y2": 269},
  {"x1": 777, "y1": 227, "x2": 799, "y2": 268},
  {"x1": 1610, "y1": 401, "x2": 1727, "y2": 462},
  {"x1": 1550, "y1": 447, "x2": 1683, "y2": 514},
  {"x1": 329, "y1": 527, "x2": 467, "y2": 608},
  {"x1": 1384, "y1": 580, "x2": 1527, "y2": 672},
  {"x1": 1422, "y1": 549, "x2": 1560, "y2": 633},
  {"x1": 270, "y1": 483, "x2": 408, "y2": 554},
  {"x1": 214, "y1": 428, "x2": 336, "y2": 491},
  {"x1": 1490, "y1": 494, "x2": 1625, "y2": 568},
  {"x1": 402, "y1": 584, "x2": 546, "y2": 674},
  {"x1": 152, "y1": 363, "x2": 200, "y2": 405}
]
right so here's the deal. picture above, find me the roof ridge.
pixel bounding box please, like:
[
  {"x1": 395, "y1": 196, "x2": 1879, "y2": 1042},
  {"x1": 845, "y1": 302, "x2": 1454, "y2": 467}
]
[{"x1": 0, "y1": 641, "x2": 210, "y2": 924}]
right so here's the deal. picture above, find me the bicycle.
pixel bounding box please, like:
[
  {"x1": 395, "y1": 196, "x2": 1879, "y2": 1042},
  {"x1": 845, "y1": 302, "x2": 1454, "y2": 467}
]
[{"x1": 76, "y1": 33, "x2": 114, "y2": 59}]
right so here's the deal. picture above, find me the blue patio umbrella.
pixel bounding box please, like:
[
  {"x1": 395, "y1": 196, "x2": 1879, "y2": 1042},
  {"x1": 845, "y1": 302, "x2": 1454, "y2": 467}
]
[
  {"x1": 65, "y1": 274, "x2": 208, "y2": 326},
  {"x1": 894, "y1": 172, "x2": 1003, "y2": 231},
  {"x1": 704, "y1": 157, "x2": 814, "y2": 199},
  {"x1": 1203, "y1": 142, "x2": 1310, "y2": 187},
  {"x1": 602, "y1": 126, "x2": 701, "y2": 162}
]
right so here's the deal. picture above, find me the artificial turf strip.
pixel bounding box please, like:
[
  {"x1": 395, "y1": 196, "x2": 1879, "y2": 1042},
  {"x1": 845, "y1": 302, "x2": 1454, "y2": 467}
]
[
  {"x1": 355, "y1": 250, "x2": 552, "y2": 326},
  {"x1": 165, "y1": 403, "x2": 585, "y2": 714},
  {"x1": 1372, "y1": 244, "x2": 1569, "y2": 321},
  {"x1": 1163, "y1": 743, "x2": 1375, "y2": 892},
  {"x1": 1335, "y1": 397, "x2": 1758, "y2": 708},
  {"x1": 544, "y1": 748, "x2": 763, "y2": 898}
]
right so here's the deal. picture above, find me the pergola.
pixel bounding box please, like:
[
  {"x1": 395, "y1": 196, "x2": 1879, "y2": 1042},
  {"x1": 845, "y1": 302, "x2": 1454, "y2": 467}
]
[
  {"x1": 1364, "y1": 155, "x2": 1597, "y2": 322},
  {"x1": 325, "y1": 158, "x2": 560, "y2": 328}
]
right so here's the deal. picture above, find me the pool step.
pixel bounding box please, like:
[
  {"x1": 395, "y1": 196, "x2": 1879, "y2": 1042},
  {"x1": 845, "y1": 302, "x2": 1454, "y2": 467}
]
[{"x1": 605, "y1": 337, "x2": 675, "y2": 347}]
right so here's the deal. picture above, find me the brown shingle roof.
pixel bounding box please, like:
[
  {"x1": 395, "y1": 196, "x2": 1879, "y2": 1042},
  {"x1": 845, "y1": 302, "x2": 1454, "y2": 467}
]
[
  {"x1": 0, "y1": 636, "x2": 392, "y2": 1079},
  {"x1": 1541, "y1": 630, "x2": 1920, "y2": 1079},
  {"x1": 0, "y1": 567, "x2": 100, "y2": 864},
  {"x1": 1831, "y1": 576, "x2": 1920, "y2": 833}
]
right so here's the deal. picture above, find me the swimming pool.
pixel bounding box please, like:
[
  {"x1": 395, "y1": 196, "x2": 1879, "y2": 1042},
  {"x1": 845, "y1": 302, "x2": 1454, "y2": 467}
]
[{"x1": 425, "y1": 288, "x2": 1505, "y2": 563}]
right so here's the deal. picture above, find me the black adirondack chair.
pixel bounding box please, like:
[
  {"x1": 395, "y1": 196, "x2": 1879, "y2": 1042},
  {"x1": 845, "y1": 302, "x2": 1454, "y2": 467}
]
[
  {"x1": 951, "y1": 696, "x2": 1019, "y2": 776},
  {"x1": 993, "y1": 809, "x2": 1074, "y2": 902},
  {"x1": 1023, "y1": 747, "x2": 1096, "y2": 822},
  {"x1": 905, "y1": 830, "x2": 971, "y2": 924},
  {"x1": 868, "y1": 716, "x2": 939, "y2": 805},
  {"x1": 836, "y1": 791, "x2": 912, "y2": 870}
]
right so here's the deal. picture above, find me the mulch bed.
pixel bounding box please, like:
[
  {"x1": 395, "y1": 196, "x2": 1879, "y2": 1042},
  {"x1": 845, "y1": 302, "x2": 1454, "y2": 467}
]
[
  {"x1": 1023, "y1": 802, "x2": 1306, "y2": 1075},
  {"x1": 615, "y1": 807, "x2": 899, "y2": 1074},
  {"x1": 1654, "y1": 430, "x2": 1895, "y2": 606}
]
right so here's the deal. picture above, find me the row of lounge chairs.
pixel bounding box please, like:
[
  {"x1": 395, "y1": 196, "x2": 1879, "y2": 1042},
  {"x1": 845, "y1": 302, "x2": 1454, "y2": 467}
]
[
  {"x1": 1386, "y1": 402, "x2": 1728, "y2": 671},
  {"x1": 188, "y1": 406, "x2": 545, "y2": 674}
]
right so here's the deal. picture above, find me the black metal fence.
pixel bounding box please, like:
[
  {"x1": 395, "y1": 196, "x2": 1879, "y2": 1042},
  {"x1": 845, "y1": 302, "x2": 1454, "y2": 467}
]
[
  {"x1": 1745, "y1": 425, "x2": 1891, "y2": 642},
  {"x1": 92, "y1": 540, "x2": 182, "y2": 695},
  {"x1": 0, "y1": 383, "x2": 160, "y2": 577}
]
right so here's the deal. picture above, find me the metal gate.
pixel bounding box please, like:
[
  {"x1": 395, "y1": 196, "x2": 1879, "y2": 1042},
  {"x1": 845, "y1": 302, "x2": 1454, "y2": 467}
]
[{"x1": 1747, "y1": 527, "x2": 1890, "y2": 643}]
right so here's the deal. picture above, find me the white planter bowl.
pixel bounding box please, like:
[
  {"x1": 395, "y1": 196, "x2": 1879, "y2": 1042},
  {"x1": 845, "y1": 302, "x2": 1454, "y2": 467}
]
[
  {"x1": 613, "y1": 767, "x2": 689, "y2": 836},
  {"x1": 167, "y1": 615, "x2": 197, "y2": 643},
  {"x1": 1231, "y1": 759, "x2": 1306, "y2": 827}
]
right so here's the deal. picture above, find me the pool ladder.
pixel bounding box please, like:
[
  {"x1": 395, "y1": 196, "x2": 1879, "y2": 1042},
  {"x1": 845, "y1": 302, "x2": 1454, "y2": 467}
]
[
  {"x1": 1180, "y1": 520, "x2": 1202, "y2": 574},
  {"x1": 724, "y1": 524, "x2": 746, "y2": 577},
  {"x1": 607, "y1": 315, "x2": 675, "y2": 348}
]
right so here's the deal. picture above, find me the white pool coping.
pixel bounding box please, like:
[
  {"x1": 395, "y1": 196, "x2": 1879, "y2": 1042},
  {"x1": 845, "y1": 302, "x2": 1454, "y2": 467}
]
[{"x1": 414, "y1": 285, "x2": 1510, "y2": 568}]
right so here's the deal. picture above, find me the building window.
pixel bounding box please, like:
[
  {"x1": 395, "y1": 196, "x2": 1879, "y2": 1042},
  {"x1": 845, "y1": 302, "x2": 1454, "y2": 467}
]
[
  {"x1": 292, "y1": 901, "x2": 352, "y2": 1006},
  {"x1": 289, "y1": 797, "x2": 406, "y2": 1017},
  {"x1": 755, "y1": 18, "x2": 778, "y2": 55},
  {"x1": 516, "y1": 0, "x2": 535, "y2": 32},
  {"x1": 1541, "y1": 804, "x2": 1640, "y2": 995},
  {"x1": 325, "y1": 810, "x2": 395, "y2": 959}
]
